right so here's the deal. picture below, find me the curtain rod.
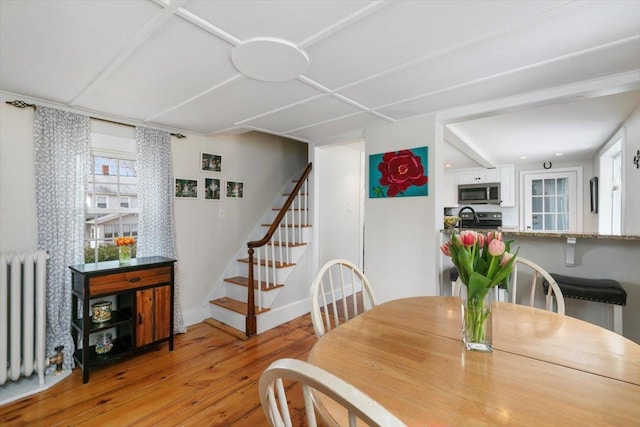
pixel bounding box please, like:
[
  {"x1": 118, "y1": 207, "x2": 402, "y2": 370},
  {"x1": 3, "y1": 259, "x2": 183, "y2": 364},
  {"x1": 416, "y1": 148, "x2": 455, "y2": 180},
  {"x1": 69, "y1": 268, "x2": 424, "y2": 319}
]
[{"x1": 5, "y1": 99, "x2": 187, "y2": 139}]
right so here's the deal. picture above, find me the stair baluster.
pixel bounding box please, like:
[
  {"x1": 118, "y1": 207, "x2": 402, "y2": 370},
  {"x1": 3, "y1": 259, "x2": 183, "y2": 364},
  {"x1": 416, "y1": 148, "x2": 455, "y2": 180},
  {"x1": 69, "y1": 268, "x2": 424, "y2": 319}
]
[{"x1": 245, "y1": 163, "x2": 312, "y2": 337}]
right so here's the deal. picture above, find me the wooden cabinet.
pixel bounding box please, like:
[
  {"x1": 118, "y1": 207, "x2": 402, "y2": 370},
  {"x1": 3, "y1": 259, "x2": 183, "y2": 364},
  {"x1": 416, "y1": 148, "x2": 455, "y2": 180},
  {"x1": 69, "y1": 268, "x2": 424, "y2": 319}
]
[
  {"x1": 499, "y1": 165, "x2": 515, "y2": 207},
  {"x1": 70, "y1": 256, "x2": 176, "y2": 383}
]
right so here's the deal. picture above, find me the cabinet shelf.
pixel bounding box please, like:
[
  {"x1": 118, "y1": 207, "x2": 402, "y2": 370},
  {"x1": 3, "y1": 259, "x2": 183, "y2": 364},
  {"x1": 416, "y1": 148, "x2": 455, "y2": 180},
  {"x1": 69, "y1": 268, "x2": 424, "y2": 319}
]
[
  {"x1": 74, "y1": 336, "x2": 133, "y2": 366},
  {"x1": 71, "y1": 310, "x2": 132, "y2": 333}
]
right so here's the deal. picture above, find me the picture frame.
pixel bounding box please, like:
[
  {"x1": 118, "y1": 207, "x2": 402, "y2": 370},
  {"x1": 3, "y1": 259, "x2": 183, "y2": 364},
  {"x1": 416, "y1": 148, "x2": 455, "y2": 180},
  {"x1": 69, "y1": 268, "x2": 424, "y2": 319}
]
[
  {"x1": 369, "y1": 146, "x2": 429, "y2": 198},
  {"x1": 175, "y1": 178, "x2": 198, "y2": 198},
  {"x1": 205, "y1": 178, "x2": 221, "y2": 200},
  {"x1": 201, "y1": 152, "x2": 222, "y2": 173},
  {"x1": 590, "y1": 176, "x2": 598, "y2": 213},
  {"x1": 225, "y1": 180, "x2": 244, "y2": 199}
]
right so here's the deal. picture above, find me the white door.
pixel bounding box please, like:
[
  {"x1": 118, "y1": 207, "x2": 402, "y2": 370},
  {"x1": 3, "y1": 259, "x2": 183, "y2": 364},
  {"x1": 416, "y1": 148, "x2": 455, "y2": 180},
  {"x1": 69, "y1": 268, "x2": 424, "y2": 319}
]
[{"x1": 523, "y1": 170, "x2": 579, "y2": 232}]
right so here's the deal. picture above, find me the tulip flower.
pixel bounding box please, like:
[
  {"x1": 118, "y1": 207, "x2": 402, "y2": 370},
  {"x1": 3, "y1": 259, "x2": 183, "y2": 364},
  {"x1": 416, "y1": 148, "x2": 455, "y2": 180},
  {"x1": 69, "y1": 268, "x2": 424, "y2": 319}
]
[
  {"x1": 459, "y1": 230, "x2": 477, "y2": 247},
  {"x1": 500, "y1": 252, "x2": 513, "y2": 266},
  {"x1": 477, "y1": 233, "x2": 486, "y2": 248},
  {"x1": 488, "y1": 239, "x2": 505, "y2": 257},
  {"x1": 440, "y1": 241, "x2": 451, "y2": 256}
]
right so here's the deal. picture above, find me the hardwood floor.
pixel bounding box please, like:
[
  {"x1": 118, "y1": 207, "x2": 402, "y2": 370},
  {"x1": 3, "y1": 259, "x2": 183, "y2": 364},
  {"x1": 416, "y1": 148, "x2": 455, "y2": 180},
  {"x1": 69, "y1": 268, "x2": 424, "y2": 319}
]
[{"x1": 0, "y1": 314, "x2": 318, "y2": 426}]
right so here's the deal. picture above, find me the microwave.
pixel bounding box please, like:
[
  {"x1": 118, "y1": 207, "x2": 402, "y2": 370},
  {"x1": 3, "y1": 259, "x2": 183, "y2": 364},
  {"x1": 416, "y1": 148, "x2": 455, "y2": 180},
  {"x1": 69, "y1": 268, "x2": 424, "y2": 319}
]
[{"x1": 458, "y1": 182, "x2": 501, "y2": 205}]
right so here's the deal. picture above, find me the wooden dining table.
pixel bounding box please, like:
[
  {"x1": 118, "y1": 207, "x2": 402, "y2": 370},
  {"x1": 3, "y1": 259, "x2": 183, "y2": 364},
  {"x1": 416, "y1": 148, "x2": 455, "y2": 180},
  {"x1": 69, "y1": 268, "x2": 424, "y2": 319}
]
[{"x1": 307, "y1": 296, "x2": 640, "y2": 426}]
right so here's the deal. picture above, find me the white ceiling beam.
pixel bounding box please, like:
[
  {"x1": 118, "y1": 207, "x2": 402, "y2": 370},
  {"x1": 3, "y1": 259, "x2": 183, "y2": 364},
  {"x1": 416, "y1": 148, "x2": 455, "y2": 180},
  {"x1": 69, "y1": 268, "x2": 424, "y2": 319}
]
[{"x1": 444, "y1": 126, "x2": 496, "y2": 169}]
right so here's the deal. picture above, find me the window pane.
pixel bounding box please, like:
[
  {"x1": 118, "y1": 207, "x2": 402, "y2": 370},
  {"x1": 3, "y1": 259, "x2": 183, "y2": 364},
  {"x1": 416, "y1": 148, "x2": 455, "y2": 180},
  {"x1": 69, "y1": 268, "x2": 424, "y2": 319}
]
[
  {"x1": 532, "y1": 197, "x2": 542, "y2": 213},
  {"x1": 531, "y1": 179, "x2": 542, "y2": 196},
  {"x1": 557, "y1": 196, "x2": 568, "y2": 212},
  {"x1": 544, "y1": 179, "x2": 556, "y2": 195},
  {"x1": 532, "y1": 214, "x2": 542, "y2": 230},
  {"x1": 94, "y1": 157, "x2": 117, "y2": 176},
  {"x1": 119, "y1": 159, "x2": 137, "y2": 177},
  {"x1": 557, "y1": 214, "x2": 569, "y2": 231},
  {"x1": 557, "y1": 178, "x2": 568, "y2": 196},
  {"x1": 544, "y1": 196, "x2": 555, "y2": 212},
  {"x1": 544, "y1": 214, "x2": 556, "y2": 230}
]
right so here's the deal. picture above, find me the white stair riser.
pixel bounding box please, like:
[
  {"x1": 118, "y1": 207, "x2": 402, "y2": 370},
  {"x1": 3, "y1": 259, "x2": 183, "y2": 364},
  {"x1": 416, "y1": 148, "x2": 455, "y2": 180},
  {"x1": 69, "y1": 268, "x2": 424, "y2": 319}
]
[
  {"x1": 250, "y1": 244, "x2": 307, "y2": 264},
  {"x1": 260, "y1": 226, "x2": 311, "y2": 243},
  {"x1": 249, "y1": 264, "x2": 295, "y2": 285},
  {"x1": 226, "y1": 283, "x2": 283, "y2": 307},
  {"x1": 210, "y1": 305, "x2": 246, "y2": 331}
]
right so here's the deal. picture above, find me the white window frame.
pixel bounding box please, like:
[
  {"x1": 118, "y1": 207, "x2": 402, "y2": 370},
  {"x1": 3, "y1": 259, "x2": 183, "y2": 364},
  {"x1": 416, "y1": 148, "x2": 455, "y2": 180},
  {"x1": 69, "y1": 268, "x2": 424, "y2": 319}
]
[
  {"x1": 85, "y1": 132, "x2": 139, "y2": 260},
  {"x1": 96, "y1": 195, "x2": 108, "y2": 209},
  {"x1": 598, "y1": 130, "x2": 625, "y2": 235},
  {"x1": 519, "y1": 167, "x2": 583, "y2": 233},
  {"x1": 120, "y1": 196, "x2": 130, "y2": 208}
]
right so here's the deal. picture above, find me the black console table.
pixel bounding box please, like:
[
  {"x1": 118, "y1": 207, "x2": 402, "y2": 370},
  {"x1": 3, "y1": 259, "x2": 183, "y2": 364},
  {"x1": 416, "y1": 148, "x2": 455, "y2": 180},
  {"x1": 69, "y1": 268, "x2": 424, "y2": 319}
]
[{"x1": 70, "y1": 256, "x2": 176, "y2": 383}]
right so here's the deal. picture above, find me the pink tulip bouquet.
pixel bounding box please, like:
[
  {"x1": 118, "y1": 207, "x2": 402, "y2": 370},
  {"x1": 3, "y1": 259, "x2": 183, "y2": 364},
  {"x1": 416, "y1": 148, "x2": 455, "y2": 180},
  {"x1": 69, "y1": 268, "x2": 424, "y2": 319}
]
[{"x1": 441, "y1": 230, "x2": 518, "y2": 349}]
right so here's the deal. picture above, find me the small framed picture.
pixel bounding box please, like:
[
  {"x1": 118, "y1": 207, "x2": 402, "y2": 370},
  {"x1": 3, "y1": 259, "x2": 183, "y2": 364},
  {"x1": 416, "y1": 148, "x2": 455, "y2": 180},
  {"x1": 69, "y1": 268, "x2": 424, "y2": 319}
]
[
  {"x1": 225, "y1": 180, "x2": 244, "y2": 199},
  {"x1": 201, "y1": 152, "x2": 222, "y2": 173},
  {"x1": 175, "y1": 178, "x2": 198, "y2": 198},
  {"x1": 205, "y1": 178, "x2": 221, "y2": 200}
]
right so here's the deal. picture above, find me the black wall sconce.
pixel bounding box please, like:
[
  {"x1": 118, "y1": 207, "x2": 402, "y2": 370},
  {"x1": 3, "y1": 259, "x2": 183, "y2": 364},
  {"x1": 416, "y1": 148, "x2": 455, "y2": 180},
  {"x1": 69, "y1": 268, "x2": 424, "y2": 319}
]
[{"x1": 634, "y1": 149, "x2": 640, "y2": 169}]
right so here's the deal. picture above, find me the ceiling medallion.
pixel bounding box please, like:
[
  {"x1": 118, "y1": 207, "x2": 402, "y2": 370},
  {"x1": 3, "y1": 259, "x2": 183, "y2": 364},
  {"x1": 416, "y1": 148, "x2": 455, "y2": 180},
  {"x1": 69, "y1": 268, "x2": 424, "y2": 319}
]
[{"x1": 231, "y1": 38, "x2": 309, "y2": 82}]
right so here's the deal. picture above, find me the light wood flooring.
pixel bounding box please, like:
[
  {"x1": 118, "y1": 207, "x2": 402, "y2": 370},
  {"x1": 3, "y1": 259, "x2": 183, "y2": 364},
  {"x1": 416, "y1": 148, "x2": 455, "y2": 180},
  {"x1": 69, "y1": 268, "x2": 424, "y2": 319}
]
[{"x1": 0, "y1": 314, "x2": 317, "y2": 426}]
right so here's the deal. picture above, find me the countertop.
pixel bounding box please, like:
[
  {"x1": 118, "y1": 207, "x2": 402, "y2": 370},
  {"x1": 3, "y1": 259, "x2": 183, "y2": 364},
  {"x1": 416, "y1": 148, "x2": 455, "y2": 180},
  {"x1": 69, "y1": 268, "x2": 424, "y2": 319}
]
[{"x1": 441, "y1": 228, "x2": 640, "y2": 241}]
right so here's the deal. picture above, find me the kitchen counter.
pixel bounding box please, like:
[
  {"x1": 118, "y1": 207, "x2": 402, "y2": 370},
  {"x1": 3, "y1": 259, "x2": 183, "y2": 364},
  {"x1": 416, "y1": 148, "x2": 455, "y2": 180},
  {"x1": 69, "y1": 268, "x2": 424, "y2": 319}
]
[{"x1": 441, "y1": 228, "x2": 640, "y2": 242}]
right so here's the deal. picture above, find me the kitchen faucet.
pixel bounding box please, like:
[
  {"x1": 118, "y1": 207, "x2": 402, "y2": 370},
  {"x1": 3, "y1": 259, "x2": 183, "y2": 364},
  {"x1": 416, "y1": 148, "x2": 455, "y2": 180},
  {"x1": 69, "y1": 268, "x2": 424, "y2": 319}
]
[{"x1": 458, "y1": 206, "x2": 479, "y2": 224}]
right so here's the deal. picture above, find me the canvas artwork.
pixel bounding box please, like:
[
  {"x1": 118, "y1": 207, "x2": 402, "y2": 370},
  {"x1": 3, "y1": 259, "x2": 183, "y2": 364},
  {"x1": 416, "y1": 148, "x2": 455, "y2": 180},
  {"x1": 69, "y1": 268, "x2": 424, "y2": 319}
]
[
  {"x1": 205, "y1": 178, "x2": 221, "y2": 200},
  {"x1": 175, "y1": 178, "x2": 198, "y2": 198},
  {"x1": 369, "y1": 146, "x2": 428, "y2": 198},
  {"x1": 225, "y1": 180, "x2": 244, "y2": 199},
  {"x1": 201, "y1": 152, "x2": 222, "y2": 172}
]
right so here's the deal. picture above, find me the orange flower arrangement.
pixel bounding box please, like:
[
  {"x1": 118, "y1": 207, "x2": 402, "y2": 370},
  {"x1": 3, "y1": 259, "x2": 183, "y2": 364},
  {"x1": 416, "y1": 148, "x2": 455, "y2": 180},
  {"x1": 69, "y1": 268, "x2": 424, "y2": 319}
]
[{"x1": 114, "y1": 236, "x2": 136, "y2": 247}]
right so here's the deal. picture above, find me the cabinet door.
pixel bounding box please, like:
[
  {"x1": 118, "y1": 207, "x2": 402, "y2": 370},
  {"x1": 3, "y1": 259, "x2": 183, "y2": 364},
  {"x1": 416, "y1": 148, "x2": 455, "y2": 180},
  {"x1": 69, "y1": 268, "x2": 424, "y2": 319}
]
[
  {"x1": 154, "y1": 286, "x2": 171, "y2": 341},
  {"x1": 499, "y1": 166, "x2": 515, "y2": 207},
  {"x1": 457, "y1": 171, "x2": 479, "y2": 185},
  {"x1": 136, "y1": 285, "x2": 171, "y2": 348},
  {"x1": 477, "y1": 169, "x2": 500, "y2": 183},
  {"x1": 136, "y1": 288, "x2": 155, "y2": 347}
]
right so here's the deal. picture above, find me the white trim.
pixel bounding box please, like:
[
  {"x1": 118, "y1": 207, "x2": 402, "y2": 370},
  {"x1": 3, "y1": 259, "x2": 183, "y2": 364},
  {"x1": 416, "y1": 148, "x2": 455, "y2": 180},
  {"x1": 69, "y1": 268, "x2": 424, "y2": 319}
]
[{"x1": 519, "y1": 167, "x2": 583, "y2": 232}]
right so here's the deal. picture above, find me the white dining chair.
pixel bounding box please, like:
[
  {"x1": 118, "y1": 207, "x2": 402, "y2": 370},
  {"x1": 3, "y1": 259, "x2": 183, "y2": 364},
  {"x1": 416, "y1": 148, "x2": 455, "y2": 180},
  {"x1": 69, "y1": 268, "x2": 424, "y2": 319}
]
[
  {"x1": 451, "y1": 257, "x2": 565, "y2": 315},
  {"x1": 310, "y1": 259, "x2": 377, "y2": 339},
  {"x1": 259, "y1": 358, "x2": 407, "y2": 427},
  {"x1": 509, "y1": 257, "x2": 565, "y2": 315}
]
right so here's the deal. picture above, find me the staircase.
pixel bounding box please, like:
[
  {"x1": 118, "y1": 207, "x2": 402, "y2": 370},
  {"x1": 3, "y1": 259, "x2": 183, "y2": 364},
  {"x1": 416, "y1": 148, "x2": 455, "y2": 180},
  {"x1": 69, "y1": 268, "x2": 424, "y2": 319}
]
[{"x1": 208, "y1": 163, "x2": 312, "y2": 338}]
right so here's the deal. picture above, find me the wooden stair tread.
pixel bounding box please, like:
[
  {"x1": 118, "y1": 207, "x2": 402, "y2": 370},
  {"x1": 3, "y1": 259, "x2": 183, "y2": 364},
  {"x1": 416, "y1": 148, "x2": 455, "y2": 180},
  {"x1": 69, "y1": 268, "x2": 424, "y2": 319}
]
[
  {"x1": 237, "y1": 258, "x2": 296, "y2": 268},
  {"x1": 209, "y1": 297, "x2": 270, "y2": 315},
  {"x1": 224, "y1": 276, "x2": 284, "y2": 291}
]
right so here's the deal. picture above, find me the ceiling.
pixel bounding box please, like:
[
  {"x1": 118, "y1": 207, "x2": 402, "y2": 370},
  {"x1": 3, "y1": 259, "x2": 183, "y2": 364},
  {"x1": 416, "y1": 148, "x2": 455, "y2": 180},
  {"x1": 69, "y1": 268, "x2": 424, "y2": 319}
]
[{"x1": 1, "y1": 0, "x2": 639, "y2": 168}]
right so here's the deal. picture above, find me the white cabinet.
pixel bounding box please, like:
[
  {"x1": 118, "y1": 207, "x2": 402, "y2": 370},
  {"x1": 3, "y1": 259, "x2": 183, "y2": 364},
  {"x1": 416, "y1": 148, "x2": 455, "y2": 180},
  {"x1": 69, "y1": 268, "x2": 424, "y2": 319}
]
[
  {"x1": 457, "y1": 168, "x2": 500, "y2": 185},
  {"x1": 443, "y1": 171, "x2": 458, "y2": 207},
  {"x1": 499, "y1": 165, "x2": 515, "y2": 207},
  {"x1": 448, "y1": 166, "x2": 515, "y2": 207}
]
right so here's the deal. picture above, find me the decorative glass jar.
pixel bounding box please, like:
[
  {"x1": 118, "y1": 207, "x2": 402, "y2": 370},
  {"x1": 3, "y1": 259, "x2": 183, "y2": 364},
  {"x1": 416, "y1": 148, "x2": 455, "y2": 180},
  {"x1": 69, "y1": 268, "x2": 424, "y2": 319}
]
[{"x1": 118, "y1": 245, "x2": 131, "y2": 265}]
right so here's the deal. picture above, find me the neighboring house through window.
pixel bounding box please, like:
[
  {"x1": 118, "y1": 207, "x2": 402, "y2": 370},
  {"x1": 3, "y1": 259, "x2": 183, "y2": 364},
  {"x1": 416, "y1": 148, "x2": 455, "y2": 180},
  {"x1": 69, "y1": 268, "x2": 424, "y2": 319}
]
[{"x1": 85, "y1": 132, "x2": 139, "y2": 261}]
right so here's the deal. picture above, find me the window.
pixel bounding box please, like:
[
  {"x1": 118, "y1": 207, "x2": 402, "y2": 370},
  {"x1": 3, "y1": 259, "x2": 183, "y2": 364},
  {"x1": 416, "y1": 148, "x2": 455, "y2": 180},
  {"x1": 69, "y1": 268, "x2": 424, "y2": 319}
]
[
  {"x1": 85, "y1": 133, "x2": 139, "y2": 262},
  {"x1": 521, "y1": 168, "x2": 582, "y2": 233},
  {"x1": 599, "y1": 136, "x2": 623, "y2": 235},
  {"x1": 96, "y1": 195, "x2": 108, "y2": 208}
]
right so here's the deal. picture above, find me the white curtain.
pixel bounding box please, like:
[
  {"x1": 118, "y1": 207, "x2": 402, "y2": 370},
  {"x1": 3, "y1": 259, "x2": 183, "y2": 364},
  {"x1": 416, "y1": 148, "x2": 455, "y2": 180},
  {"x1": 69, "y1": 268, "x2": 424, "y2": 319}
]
[
  {"x1": 34, "y1": 106, "x2": 90, "y2": 371},
  {"x1": 135, "y1": 127, "x2": 186, "y2": 333}
]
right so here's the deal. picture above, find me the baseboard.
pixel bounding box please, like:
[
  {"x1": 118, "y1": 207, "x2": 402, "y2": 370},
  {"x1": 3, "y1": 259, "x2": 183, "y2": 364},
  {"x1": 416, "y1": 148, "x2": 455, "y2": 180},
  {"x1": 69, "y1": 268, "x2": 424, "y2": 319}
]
[
  {"x1": 257, "y1": 298, "x2": 310, "y2": 334},
  {"x1": 0, "y1": 369, "x2": 72, "y2": 406}
]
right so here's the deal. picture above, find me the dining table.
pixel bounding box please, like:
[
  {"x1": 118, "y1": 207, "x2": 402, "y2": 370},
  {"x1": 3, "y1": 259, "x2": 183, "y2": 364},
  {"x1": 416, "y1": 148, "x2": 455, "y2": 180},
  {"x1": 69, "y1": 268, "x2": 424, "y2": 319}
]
[{"x1": 307, "y1": 296, "x2": 640, "y2": 426}]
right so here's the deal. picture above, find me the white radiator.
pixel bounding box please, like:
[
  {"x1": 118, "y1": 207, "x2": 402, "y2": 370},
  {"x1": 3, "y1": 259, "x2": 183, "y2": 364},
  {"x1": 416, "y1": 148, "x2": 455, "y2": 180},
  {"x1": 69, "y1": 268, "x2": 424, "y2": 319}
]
[{"x1": 0, "y1": 250, "x2": 48, "y2": 386}]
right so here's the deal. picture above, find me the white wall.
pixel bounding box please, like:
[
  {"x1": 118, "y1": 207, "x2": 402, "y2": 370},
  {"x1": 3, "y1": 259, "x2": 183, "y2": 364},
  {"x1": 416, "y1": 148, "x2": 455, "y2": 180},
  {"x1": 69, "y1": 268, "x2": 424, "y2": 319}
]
[
  {"x1": 317, "y1": 144, "x2": 363, "y2": 269},
  {"x1": 0, "y1": 99, "x2": 308, "y2": 327},
  {"x1": 621, "y1": 105, "x2": 640, "y2": 235},
  {"x1": 0, "y1": 102, "x2": 37, "y2": 253},
  {"x1": 364, "y1": 115, "x2": 443, "y2": 303}
]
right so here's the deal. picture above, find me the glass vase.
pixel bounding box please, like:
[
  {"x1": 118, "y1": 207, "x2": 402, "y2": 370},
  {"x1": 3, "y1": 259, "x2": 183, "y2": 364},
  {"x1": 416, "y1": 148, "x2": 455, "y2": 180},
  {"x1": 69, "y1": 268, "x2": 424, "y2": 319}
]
[
  {"x1": 118, "y1": 245, "x2": 131, "y2": 265},
  {"x1": 462, "y1": 291, "x2": 492, "y2": 352}
]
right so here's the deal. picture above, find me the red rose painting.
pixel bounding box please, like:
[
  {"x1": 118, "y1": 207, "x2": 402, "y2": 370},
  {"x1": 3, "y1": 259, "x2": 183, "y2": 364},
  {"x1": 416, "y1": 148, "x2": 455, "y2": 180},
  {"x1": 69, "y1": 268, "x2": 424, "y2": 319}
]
[{"x1": 370, "y1": 147, "x2": 428, "y2": 198}]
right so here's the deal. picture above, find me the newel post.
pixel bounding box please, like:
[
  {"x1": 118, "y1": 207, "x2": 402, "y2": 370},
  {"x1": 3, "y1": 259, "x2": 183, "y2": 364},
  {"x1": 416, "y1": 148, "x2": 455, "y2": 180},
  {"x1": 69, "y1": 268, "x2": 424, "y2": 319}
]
[{"x1": 246, "y1": 247, "x2": 257, "y2": 337}]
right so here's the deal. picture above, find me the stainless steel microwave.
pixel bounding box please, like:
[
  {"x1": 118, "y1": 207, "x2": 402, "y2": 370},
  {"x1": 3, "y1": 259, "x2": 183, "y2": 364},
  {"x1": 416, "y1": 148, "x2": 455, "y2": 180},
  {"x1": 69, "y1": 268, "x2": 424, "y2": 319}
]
[{"x1": 458, "y1": 182, "x2": 501, "y2": 205}]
